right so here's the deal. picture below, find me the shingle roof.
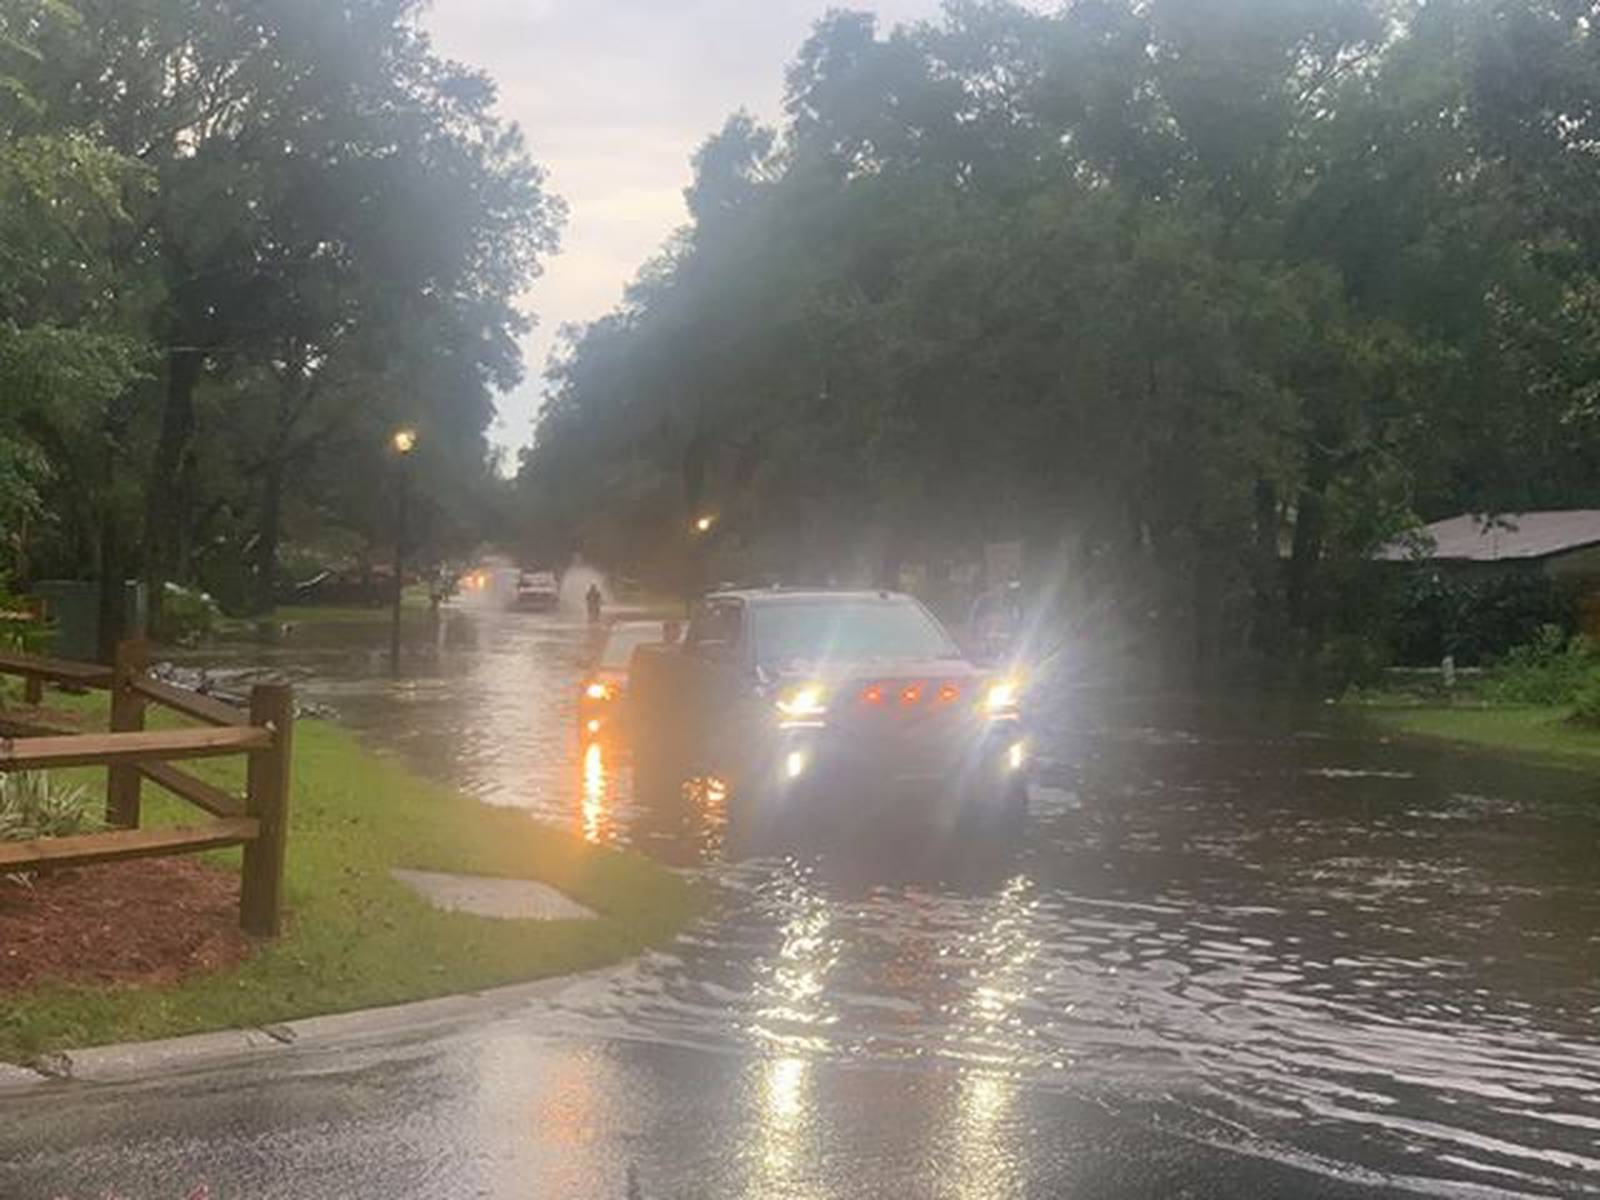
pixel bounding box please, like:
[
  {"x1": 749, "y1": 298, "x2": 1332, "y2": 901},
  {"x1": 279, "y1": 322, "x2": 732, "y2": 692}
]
[{"x1": 1382, "y1": 511, "x2": 1600, "y2": 562}]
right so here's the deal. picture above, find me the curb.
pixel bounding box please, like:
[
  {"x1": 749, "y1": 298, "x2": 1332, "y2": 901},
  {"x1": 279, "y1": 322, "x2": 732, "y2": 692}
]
[
  {"x1": 0, "y1": 1062, "x2": 47, "y2": 1091},
  {"x1": 0, "y1": 965, "x2": 623, "y2": 1091}
]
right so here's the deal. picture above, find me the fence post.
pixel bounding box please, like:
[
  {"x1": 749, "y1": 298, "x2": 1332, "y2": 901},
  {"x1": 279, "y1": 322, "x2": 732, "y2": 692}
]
[
  {"x1": 23, "y1": 675, "x2": 42, "y2": 705},
  {"x1": 240, "y1": 682, "x2": 293, "y2": 937},
  {"x1": 105, "y1": 638, "x2": 148, "y2": 828}
]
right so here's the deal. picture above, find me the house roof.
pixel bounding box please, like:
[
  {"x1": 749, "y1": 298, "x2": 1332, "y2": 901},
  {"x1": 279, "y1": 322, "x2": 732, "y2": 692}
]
[{"x1": 1383, "y1": 510, "x2": 1600, "y2": 562}]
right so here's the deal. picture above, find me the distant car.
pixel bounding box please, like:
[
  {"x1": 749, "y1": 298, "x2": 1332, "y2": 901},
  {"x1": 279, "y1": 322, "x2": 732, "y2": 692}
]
[
  {"x1": 511, "y1": 570, "x2": 559, "y2": 611},
  {"x1": 629, "y1": 589, "x2": 1028, "y2": 825},
  {"x1": 577, "y1": 620, "x2": 674, "y2": 740}
]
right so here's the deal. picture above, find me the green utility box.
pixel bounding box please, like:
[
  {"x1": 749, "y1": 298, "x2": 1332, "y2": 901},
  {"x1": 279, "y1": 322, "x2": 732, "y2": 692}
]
[{"x1": 33, "y1": 580, "x2": 147, "y2": 663}]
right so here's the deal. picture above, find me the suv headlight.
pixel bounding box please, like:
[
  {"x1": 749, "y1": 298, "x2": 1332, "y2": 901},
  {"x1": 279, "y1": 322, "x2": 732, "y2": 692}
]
[
  {"x1": 775, "y1": 683, "x2": 828, "y2": 726},
  {"x1": 981, "y1": 679, "x2": 1020, "y2": 719}
]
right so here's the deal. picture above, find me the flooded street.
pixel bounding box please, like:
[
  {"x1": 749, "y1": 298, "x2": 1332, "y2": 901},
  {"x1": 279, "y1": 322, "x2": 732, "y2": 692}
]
[
  {"x1": 169, "y1": 601, "x2": 1600, "y2": 1196},
  {"x1": 11, "y1": 601, "x2": 1596, "y2": 1198}
]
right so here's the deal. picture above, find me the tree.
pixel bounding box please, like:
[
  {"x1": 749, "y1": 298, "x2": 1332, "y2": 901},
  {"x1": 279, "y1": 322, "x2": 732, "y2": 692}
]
[
  {"x1": 9, "y1": 0, "x2": 562, "y2": 628},
  {"x1": 0, "y1": 1, "x2": 150, "y2": 636},
  {"x1": 519, "y1": 0, "x2": 1600, "y2": 679}
]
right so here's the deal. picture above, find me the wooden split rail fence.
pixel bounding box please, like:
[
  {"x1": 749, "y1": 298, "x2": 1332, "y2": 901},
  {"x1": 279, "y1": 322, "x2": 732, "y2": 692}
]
[{"x1": 0, "y1": 640, "x2": 292, "y2": 936}]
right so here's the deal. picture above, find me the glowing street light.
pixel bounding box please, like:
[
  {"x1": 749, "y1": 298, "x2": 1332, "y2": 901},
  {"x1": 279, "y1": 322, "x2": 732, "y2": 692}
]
[
  {"x1": 693, "y1": 513, "x2": 716, "y2": 534},
  {"x1": 389, "y1": 427, "x2": 420, "y2": 672}
]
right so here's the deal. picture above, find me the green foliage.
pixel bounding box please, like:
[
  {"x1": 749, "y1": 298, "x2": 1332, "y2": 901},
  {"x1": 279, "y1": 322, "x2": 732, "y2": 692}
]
[
  {"x1": 0, "y1": 6, "x2": 150, "y2": 585},
  {"x1": 155, "y1": 581, "x2": 220, "y2": 644},
  {"x1": 1391, "y1": 572, "x2": 1575, "y2": 667},
  {"x1": 0, "y1": 771, "x2": 96, "y2": 843},
  {"x1": 1484, "y1": 626, "x2": 1600, "y2": 706},
  {"x1": 1568, "y1": 674, "x2": 1600, "y2": 727},
  {"x1": 0, "y1": 580, "x2": 48, "y2": 652},
  {"x1": 0, "y1": 434, "x2": 46, "y2": 551},
  {"x1": 518, "y1": 0, "x2": 1600, "y2": 674},
  {"x1": 0, "y1": 0, "x2": 561, "y2": 619},
  {"x1": 1315, "y1": 632, "x2": 1391, "y2": 694}
]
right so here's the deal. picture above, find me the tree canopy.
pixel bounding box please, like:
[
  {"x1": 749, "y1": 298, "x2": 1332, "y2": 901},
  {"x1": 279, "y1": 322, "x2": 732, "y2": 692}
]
[
  {"x1": 0, "y1": 0, "x2": 561, "y2": 638},
  {"x1": 519, "y1": 0, "x2": 1600, "y2": 673}
]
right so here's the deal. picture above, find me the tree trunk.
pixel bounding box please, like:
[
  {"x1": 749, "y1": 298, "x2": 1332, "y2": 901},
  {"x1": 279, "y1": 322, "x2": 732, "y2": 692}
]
[
  {"x1": 1189, "y1": 534, "x2": 1231, "y2": 687},
  {"x1": 1286, "y1": 449, "x2": 1331, "y2": 643},
  {"x1": 95, "y1": 495, "x2": 124, "y2": 665},
  {"x1": 254, "y1": 455, "x2": 285, "y2": 614},
  {"x1": 144, "y1": 348, "x2": 204, "y2": 629},
  {"x1": 681, "y1": 426, "x2": 709, "y2": 516},
  {"x1": 1251, "y1": 477, "x2": 1283, "y2": 656},
  {"x1": 95, "y1": 392, "x2": 135, "y2": 664},
  {"x1": 174, "y1": 446, "x2": 199, "y2": 584}
]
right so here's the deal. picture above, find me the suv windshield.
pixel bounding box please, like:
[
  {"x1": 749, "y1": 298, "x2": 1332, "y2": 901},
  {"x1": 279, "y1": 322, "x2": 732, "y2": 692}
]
[{"x1": 750, "y1": 600, "x2": 958, "y2": 666}]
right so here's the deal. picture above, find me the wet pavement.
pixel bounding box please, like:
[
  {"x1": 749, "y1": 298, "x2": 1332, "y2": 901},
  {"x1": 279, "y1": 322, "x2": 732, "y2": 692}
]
[{"x1": 4, "y1": 601, "x2": 1600, "y2": 1198}]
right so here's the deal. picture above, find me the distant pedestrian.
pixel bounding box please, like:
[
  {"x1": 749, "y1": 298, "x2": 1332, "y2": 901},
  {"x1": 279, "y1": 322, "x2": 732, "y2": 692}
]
[{"x1": 585, "y1": 582, "x2": 603, "y2": 623}]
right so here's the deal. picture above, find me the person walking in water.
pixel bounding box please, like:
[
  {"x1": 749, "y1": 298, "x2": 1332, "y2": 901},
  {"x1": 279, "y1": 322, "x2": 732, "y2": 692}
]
[{"x1": 585, "y1": 581, "x2": 603, "y2": 623}]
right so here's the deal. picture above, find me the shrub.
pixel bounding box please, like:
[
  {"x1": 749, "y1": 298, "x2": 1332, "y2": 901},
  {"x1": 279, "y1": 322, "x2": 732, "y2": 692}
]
[
  {"x1": 1316, "y1": 632, "x2": 1390, "y2": 693},
  {"x1": 1485, "y1": 625, "x2": 1600, "y2": 705},
  {"x1": 1571, "y1": 675, "x2": 1600, "y2": 727},
  {"x1": 157, "y1": 581, "x2": 221, "y2": 644},
  {"x1": 0, "y1": 579, "x2": 50, "y2": 653},
  {"x1": 0, "y1": 771, "x2": 97, "y2": 843},
  {"x1": 1391, "y1": 571, "x2": 1575, "y2": 667}
]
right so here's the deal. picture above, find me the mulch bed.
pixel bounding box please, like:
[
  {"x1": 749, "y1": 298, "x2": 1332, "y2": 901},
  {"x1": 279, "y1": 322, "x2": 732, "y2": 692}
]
[{"x1": 0, "y1": 858, "x2": 250, "y2": 991}]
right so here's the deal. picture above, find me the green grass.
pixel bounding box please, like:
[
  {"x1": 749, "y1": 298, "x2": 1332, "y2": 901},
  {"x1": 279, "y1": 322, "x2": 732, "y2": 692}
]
[
  {"x1": 0, "y1": 693, "x2": 700, "y2": 1064},
  {"x1": 1363, "y1": 702, "x2": 1600, "y2": 766}
]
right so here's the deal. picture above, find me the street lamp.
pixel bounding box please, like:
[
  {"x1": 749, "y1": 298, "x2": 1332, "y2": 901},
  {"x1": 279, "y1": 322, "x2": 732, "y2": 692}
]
[
  {"x1": 390, "y1": 427, "x2": 419, "y2": 672},
  {"x1": 683, "y1": 512, "x2": 718, "y2": 616}
]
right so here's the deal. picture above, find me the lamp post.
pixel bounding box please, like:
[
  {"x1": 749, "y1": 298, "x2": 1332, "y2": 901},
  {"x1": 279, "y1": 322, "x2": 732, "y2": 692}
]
[
  {"x1": 683, "y1": 512, "x2": 717, "y2": 616},
  {"x1": 390, "y1": 427, "x2": 418, "y2": 672}
]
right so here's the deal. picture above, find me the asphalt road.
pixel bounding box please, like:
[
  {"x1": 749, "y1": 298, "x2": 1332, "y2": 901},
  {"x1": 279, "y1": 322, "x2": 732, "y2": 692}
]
[
  {"x1": 4, "y1": 1024, "x2": 1395, "y2": 1200},
  {"x1": 3, "y1": 603, "x2": 1597, "y2": 1198}
]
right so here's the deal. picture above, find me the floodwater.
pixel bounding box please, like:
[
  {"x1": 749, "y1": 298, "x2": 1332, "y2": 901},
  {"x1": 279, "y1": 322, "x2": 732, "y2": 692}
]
[{"x1": 177, "y1": 599, "x2": 1600, "y2": 1197}]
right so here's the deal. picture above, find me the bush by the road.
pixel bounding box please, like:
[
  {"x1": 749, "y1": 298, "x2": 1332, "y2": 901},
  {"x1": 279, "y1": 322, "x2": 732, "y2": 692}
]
[
  {"x1": 1570, "y1": 675, "x2": 1600, "y2": 727},
  {"x1": 1484, "y1": 626, "x2": 1600, "y2": 707},
  {"x1": 154, "y1": 582, "x2": 221, "y2": 645}
]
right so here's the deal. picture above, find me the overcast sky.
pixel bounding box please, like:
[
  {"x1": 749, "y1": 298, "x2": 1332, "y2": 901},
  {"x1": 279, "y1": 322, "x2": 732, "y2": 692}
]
[{"x1": 421, "y1": 0, "x2": 945, "y2": 454}]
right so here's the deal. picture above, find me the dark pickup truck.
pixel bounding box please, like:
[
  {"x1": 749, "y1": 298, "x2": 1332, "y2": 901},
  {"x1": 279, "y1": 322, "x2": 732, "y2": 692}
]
[{"x1": 629, "y1": 589, "x2": 1029, "y2": 826}]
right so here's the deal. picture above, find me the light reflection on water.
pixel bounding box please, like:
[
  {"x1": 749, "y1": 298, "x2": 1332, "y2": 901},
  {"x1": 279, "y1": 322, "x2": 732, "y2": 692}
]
[
  {"x1": 952, "y1": 1071, "x2": 1018, "y2": 1199},
  {"x1": 579, "y1": 740, "x2": 611, "y2": 846},
  {"x1": 751, "y1": 1054, "x2": 811, "y2": 1196},
  {"x1": 750, "y1": 860, "x2": 841, "y2": 1057},
  {"x1": 180, "y1": 607, "x2": 1600, "y2": 1197}
]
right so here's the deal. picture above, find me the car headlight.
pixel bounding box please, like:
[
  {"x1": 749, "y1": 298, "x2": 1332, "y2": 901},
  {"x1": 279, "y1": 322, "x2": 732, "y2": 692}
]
[
  {"x1": 775, "y1": 683, "x2": 828, "y2": 726},
  {"x1": 981, "y1": 679, "x2": 1020, "y2": 718}
]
